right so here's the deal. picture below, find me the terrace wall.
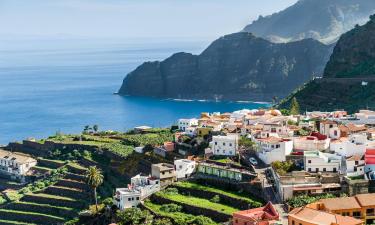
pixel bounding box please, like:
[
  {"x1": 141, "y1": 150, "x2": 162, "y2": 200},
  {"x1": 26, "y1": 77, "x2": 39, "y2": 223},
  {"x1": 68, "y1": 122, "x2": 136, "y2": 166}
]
[
  {"x1": 172, "y1": 185, "x2": 256, "y2": 209},
  {"x1": 150, "y1": 195, "x2": 231, "y2": 223}
]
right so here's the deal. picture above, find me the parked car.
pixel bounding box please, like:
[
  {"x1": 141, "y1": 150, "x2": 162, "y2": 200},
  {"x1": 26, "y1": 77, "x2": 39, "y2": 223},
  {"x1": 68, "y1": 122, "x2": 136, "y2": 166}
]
[{"x1": 249, "y1": 157, "x2": 258, "y2": 166}]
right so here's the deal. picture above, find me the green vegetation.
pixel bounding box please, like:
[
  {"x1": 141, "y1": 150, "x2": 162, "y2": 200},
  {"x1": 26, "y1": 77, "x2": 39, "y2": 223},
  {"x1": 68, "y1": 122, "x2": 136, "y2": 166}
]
[
  {"x1": 0, "y1": 220, "x2": 37, "y2": 225},
  {"x1": 290, "y1": 97, "x2": 300, "y2": 115},
  {"x1": 156, "y1": 189, "x2": 239, "y2": 215},
  {"x1": 174, "y1": 181, "x2": 262, "y2": 207},
  {"x1": 85, "y1": 166, "x2": 104, "y2": 212},
  {"x1": 144, "y1": 200, "x2": 217, "y2": 225},
  {"x1": 159, "y1": 203, "x2": 182, "y2": 213},
  {"x1": 0, "y1": 209, "x2": 65, "y2": 220},
  {"x1": 239, "y1": 136, "x2": 255, "y2": 149},
  {"x1": 271, "y1": 161, "x2": 300, "y2": 176},
  {"x1": 287, "y1": 193, "x2": 346, "y2": 208}
]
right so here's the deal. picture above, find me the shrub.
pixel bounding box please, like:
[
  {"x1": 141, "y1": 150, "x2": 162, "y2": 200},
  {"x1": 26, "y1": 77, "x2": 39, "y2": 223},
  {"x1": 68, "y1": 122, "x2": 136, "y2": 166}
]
[
  {"x1": 287, "y1": 193, "x2": 336, "y2": 208},
  {"x1": 188, "y1": 215, "x2": 216, "y2": 225},
  {"x1": 164, "y1": 188, "x2": 178, "y2": 195},
  {"x1": 160, "y1": 203, "x2": 182, "y2": 213},
  {"x1": 210, "y1": 195, "x2": 220, "y2": 203},
  {"x1": 153, "y1": 218, "x2": 173, "y2": 225}
]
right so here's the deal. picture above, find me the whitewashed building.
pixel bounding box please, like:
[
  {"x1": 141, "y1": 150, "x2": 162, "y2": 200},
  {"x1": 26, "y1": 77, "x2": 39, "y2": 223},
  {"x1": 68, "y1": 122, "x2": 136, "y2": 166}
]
[
  {"x1": 330, "y1": 133, "x2": 369, "y2": 157},
  {"x1": 178, "y1": 118, "x2": 198, "y2": 131},
  {"x1": 0, "y1": 149, "x2": 37, "y2": 181},
  {"x1": 211, "y1": 135, "x2": 239, "y2": 156},
  {"x1": 345, "y1": 155, "x2": 365, "y2": 177},
  {"x1": 255, "y1": 137, "x2": 293, "y2": 164},
  {"x1": 174, "y1": 159, "x2": 196, "y2": 179},
  {"x1": 304, "y1": 151, "x2": 342, "y2": 173},
  {"x1": 293, "y1": 135, "x2": 330, "y2": 152},
  {"x1": 114, "y1": 175, "x2": 160, "y2": 210},
  {"x1": 114, "y1": 187, "x2": 141, "y2": 210}
]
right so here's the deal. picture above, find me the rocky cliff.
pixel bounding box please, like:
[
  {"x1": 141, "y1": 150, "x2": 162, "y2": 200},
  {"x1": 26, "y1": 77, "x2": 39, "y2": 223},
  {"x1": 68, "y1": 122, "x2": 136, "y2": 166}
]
[
  {"x1": 278, "y1": 15, "x2": 375, "y2": 113},
  {"x1": 243, "y1": 0, "x2": 375, "y2": 44},
  {"x1": 119, "y1": 32, "x2": 332, "y2": 102}
]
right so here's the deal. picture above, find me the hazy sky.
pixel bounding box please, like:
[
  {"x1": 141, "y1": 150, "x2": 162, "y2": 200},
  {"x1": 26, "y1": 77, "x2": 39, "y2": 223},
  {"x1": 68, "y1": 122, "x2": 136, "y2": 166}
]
[{"x1": 0, "y1": 0, "x2": 298, "y2": 39}]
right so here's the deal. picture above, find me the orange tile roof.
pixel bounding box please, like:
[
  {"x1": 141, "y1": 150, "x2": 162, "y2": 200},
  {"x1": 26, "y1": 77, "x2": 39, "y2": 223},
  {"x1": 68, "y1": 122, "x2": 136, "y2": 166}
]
[
  {"x1": 320, "y1": 197, "x2": 361, "y2": 211},
  {"x1": 355, "y1": 193, "x2": 375, "y2": 207},
  {"x1": 289, "y1": 207, "x2": 362, "y2": 225}
]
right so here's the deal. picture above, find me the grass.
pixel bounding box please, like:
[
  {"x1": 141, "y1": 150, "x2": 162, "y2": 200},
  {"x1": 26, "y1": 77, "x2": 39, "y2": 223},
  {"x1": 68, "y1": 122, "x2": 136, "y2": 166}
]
[
  {"x1": 144, "y1": 200, "x2": 218, "y2": 225},
  {"x1": 156, "y1": 191, "x2": 239, "y2": 215},
  {"x1": 174, "y1": 181, "x2": 263, "y2": 207},
  {"x1": 32, "y1": 166, "x2": 53, "y2": 171},
  {"x1": 25, "y1": 193, "x2": 78, "y2": 201},
  {"x1": 0, "y1": 220, "x2": 37, "y2": 225},
  {"x1": 10, "y1": 201, "x2": 75, "y2": 211},
  {"x1": 0, "y1": 209, "x2": 65, "y2": 220}
]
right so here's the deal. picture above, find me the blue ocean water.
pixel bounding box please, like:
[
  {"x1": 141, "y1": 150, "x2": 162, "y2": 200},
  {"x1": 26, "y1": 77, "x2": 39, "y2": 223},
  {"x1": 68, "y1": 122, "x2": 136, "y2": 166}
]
[{"x1": 0, "y1": 38, "x2": 268, "y2": 144}]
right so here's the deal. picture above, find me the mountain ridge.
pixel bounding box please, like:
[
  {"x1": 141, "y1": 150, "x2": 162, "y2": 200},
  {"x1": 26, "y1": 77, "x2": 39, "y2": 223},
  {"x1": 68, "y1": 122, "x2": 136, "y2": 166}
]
[
  {"x1": 119, "y1": 32, "x2": 332, "y2": 102},
  {"x1": 243, "y1": 0, "x2": 375, "y2": 44}
]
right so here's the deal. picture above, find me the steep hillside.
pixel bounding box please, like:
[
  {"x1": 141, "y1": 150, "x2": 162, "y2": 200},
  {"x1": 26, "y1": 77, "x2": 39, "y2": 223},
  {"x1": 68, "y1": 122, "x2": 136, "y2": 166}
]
[
  {"x1": 278, "y1": 15, "x2": 375, "y2": 113},
  {"x1": 243, "y1": 0, "x2": 375, "y2": 44},
  {"x1": 119, "y1": 33, "x2": 332, "y2": 102}
]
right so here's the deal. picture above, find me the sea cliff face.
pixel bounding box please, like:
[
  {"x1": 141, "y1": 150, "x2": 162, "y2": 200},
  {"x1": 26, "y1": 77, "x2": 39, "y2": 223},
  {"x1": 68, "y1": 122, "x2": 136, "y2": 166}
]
[
  {"x1": 279, "y1": 15, "x2": 375, "y2": 113},
  {"x1": 243, "y1": 0, "x2": 375, "y2": 44},
  {"x1": 119, "y1": 32, "x2": 332, "y2": 102}
]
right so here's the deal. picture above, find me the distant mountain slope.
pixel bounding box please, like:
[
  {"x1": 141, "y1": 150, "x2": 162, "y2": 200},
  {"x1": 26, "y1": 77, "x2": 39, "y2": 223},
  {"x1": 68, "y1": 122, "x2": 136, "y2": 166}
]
[
  {"x1": 278, "y1": 15, "x2": 375, "y2": 112},
  {"x1": 119, "y1": 32, "x2": 332, "y2": 102},
  {"x1": 243, "y1": 0, "x2": 375, "y2": 44}
]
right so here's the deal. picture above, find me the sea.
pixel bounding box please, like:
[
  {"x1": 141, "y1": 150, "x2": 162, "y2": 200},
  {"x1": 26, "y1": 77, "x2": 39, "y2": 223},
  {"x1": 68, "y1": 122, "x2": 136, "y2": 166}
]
[{"x1": 0, "y1": 37, "x2": 268, "y2": 144}]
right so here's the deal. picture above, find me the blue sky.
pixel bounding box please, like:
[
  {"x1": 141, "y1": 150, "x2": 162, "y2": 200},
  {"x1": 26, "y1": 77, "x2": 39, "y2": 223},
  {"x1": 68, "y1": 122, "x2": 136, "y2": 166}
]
[{"x1": 0, "y1": 0, "x2": 298, "y2": 39}]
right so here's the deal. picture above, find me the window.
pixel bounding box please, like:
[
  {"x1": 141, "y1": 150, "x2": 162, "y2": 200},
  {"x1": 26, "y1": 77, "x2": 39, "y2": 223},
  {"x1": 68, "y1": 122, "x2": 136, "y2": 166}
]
[
  {"x1": 229, "y1": 151, "x2": 232, "y2": 155},
  {"x1": 215, "y1": 142, "x2": 217, "y2": 145},
  {"x1": 323, "y1": 168, "x2": 326, "y2": 172},
  {"x1": 162, "y1": 172, "x2": 165, "y2": 175},
  {"x1": 316, "y1": 168, "x2": 319, "y2": 172},
  {"x1": 128, "y1": 198, "x2": 131, "y2": 201},
  {"x1": 308, "y1": 168, "x2": 312, "y2": 172},
  {"x1": 308, "y1": 160, "x2": 312, "y2": 164},
  {"x1": 353, "y1": 211, "x2": 361, "y2": 217},
  {"x1": 136, "y1": 197, "x2": 140, "y2": 200},
  {"x1": 229, "y1": 143, "x2": 232, "y2": 147},
  {"x1": 223, "y1": 143, "x2": 226, "y2": 146},
  {"x1": 354, "y1": 167, "x2": 357, "y2": 172},
  {"x1": 292, "y1": 221, "x2": 295, "y2": 225},
  {"x1": 334, "y1": 130, "x2": 338, "y2": 136},
  {"x1": 333, "y1": 168, "x2": 337, "y2": 172},
  {"x1": 355, "y1": 161, "x2": 359, "y2": 165}
]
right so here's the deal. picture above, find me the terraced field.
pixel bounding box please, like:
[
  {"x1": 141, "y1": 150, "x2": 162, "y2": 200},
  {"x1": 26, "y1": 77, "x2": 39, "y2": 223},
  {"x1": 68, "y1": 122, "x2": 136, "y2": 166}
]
[
  {"x1": 147, "y1": 181, "x2": 264, "y2": 223},
  {"x1": 0, "y1": 164, "x2": 89, "y2": 225}
]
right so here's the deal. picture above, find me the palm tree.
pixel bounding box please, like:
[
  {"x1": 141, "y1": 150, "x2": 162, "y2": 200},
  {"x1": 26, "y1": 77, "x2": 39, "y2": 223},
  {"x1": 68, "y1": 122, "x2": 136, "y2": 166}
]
[{"x1": 85, "y1": 166, "x2": 104, "y2": 212}]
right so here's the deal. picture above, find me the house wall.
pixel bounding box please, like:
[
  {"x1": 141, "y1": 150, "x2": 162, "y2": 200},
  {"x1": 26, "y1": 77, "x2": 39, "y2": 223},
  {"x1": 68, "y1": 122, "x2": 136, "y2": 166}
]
[
  {"x1": 174, "y1": 160, "x2": 196, "y2": 179},
  {"x1": 212, "y1": 135, "x2": 239, "y2": 156},
  {"x1": 304, "y1": 153, "x2": 341, "y2": 173}
]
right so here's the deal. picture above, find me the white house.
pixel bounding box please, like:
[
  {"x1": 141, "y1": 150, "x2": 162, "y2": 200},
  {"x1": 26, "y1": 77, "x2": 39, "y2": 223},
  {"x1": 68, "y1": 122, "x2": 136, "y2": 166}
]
[
  {"x1": 304, "y1": 151, "x2": 342, "y2": 173},
  {"x1": 178, "y1": 118, "x2": 198, "y2": 131},
  {"x1": 293, "y1": 134, "x2": 330, "y2": 152},
  {"x1": 319, "y1": 120, "x2": 339, "y2": 138},
  {"x1": 330, "y1": 133, "x2": 369, "y2": 157},
  {"x1": 185, "y1": 127, "x2": 197, "y2": 137},
  {"x1": 345, "y1": 155, "x2": 365, "y2": 177},
  {"x1": 255, "y1": 137, "x2": 293, "y2": 165},
  {"x1": 0, "y1": 149, "x2": 37, "y2": 182},
  {"x1": 174, "y1": 159, "x2": 196, "y2": 179},
  {"x1": 114, "y1": 187, "x2": 141, "y2": 210},
  {"x1": 130, "y1": 175, "x2": 160, "y2": 199},
  {"x1": 211, "y1": 135, "x2": 239, "y2": 156},
  {"x1": 114, "y1": 175, "x2": 160, "y2": 210}
]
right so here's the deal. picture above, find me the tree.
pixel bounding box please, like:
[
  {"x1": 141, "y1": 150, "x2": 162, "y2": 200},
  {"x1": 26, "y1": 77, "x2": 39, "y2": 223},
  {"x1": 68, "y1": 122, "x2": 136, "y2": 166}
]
[
  {"x1": 239, "y1": 136, "x2": 255, "y2": 150},
  {"x1": 290, "y1": 97, "x2": 300, "y2": 115},
  {"x1": 85, "y1": 166, "x2": 104, "y2": 212},
  {"x1": 116, "y1": 208, "x2": 153, "y2": 225},
  {"x1": 93, "y1": 124, "x2": 99, "y2": 133}
]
